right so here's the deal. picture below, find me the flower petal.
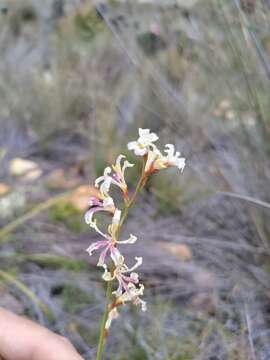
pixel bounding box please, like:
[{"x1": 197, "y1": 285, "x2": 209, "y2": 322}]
[
  {"x1": 112, "y1": 209, "x2": 121, "y2": 224},
  {"x1": 86, "y1": 240, "x2": 107, "y2": 256},
  {"x1": 176, "y1": 157, "x2": 186, "y2": 172},
  {"x1": 117, "y1": 234, "x2": 137, "y2": 244},
  {"x1": 164, "y1": 143, "x2": 175, "y2": 157},
  {"x1": 97, "y1": 245, "x2": 110, "y2": 267},
  {"x1": 139, "y1": 128, "x2": 150, "y2": 137},
  {"x1": 102, "y1": 265, "x2": 114, "y2": 281},
  {"x1": 127, "y1": 141, "x2": 137, "y2": 150},
  {"x1": 84, "y1": 209, "x2": 97, "y2": 224},
  {"x1": 112, "y1": 278, "x2": 124, "y2": 297},
  {"x1": 123, "y1": 257, "x2": 143, "y2": 273},
  {"x1": 134, "y1": 147, "x2": 148, "y2": 156}
]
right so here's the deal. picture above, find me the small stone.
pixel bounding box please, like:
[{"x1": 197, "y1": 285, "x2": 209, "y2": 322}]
[
  {"x1": 194, "y1": 270, "x2": 217, "y2": 289},
  {"x1": 23, "y1": 168, "x2": 43, "y2": 181},
  {"x1": 159, "y1": 242, "x2": 192, "y2": 261},
  {"x1": 219, "y1": 99, "x2": 231, "y2": 110},
  {"x1": 0, "y1": 183, "x2": 10, "y2": 196},
  {"x1": 66, "y1": 185, "x2": 100, "y2": 212},
  {"x1": 225, "y1": 110, "x2": 236, "y2": 120},
  {"x1": 9, "y1": 158, "x2": 40, "y2": 177},
  {"x1": 46, "y1": 169, "x2": 80, "y2": 190}
]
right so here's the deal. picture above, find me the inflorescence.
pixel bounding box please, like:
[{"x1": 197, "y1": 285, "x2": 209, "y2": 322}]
[{"x1": 85, "y1": 128, "x2": 186, "y2": 331}]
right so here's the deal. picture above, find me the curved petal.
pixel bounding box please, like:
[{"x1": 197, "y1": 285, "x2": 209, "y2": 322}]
[
  {"x1": 175, "y1": 157, "x2": 186, "y2": 172},
  {"x1": 147, "y1": 133, "x2": 159, "y2": 143},
  {"x1": 139, "y1": 128, "x2": 150, "y2": 137},
  {"x1": 112, "y1": 209, "x2": 121, "y2": 224},
  {"x1": 123, "y1": 257, "x2": 143, "y2": 273},
  {"x1": 86, "y1": 240, "x2": 107, "y2": 256},
  {"x1": 89, "y1": 218, "x2": 108, "y2": 239},
  {"x1": 134, "y1": 147, "x2": 147, "y2": 156},
  {"x1": 123, "y1": 159, "x2": 134, "y2": 172},
  {"x1": 85, "y1": 207, "x2": 110, "y2": 226},
  {"x1": 115, "y1": 154, "x2": 126, "y2": 171},
  {"x1": 112, "y1": 278, "x2": 124, "y2": 297},
  {"x1": 117, "y1": 234, "x2": 137, "y2": 244},
  {"x1": 99, "y1": 177, "x2": 112, "y2": 197},
  {"x1": 102, "y1": 265, "x2": 115, "y2": 281},
  {"x1": 164, "y1": 143, "x2": 175, "y2": 157},
  {"x1": 84, "y1": 208, "x2": 99, "y2": 225},
  {"x1": 127, "y1": 141, "x2": 137, "y2": 150}
]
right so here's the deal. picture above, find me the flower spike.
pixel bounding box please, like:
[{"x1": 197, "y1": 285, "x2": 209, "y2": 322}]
[{"x1": 85, "y1": 128, "x2": 186, "y2": 346}]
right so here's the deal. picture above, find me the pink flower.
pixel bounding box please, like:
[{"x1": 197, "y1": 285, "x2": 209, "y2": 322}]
[
  {"x1": 102, "y1": 256, "x2": 144, "y2": 304},
  {"x1": 86, "y1": 238, "x2": 122, "y2": 267},
  {"x1": 84, "y1": 195, "x2": 115, "y2": 231},
  {"x1": 86, "y1": 209, "x2": 137, "y2": 267}
]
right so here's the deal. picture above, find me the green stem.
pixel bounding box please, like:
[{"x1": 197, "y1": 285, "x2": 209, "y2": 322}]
[
  {"x1": 119, "y1": 162, "x2": 147, "y2": 230},
  {"x1": 96, "y1": 279, "x2": 112, "y2": 360},
  {"x1": 95, "y1": 161, "x2": 147, "y2": 360}
]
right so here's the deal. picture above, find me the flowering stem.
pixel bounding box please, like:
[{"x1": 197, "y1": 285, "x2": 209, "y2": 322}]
[
  {"x1": 119, "y1": 159, "x2": 147, "y2": 230},
  {"x1": 96, "y1": 279, "x2": 112, "y2": 360},
  {"x1": 95, "y1": 162, "x2": 147, "y2": 360}
]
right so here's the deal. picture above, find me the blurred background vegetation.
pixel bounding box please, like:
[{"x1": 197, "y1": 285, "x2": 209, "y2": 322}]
[{"x1": 1, "y1": 0, "x2": 270, "y2": 359}]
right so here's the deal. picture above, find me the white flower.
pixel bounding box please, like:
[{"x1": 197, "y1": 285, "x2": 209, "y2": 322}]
[
  {"x1": 95, "y1": 155, "x2": 134, "y2": 198},
  {"x1": 144, "y1": 145, "x2": 162, "y2": 173},
  {"x1": 163, "y1": 144, "x2": 186, "y2": 172},
  {"x1": 127, "y1": 128, "x2": 159, "y2": 156},
  {"x1": 144, "y1": 144, "x2": 186, "y2": 173}
]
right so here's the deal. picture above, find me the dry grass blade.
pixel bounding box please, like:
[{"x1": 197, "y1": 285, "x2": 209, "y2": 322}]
[
  {"x1": 218, "y1": 191, "x2": 270, "y2": 210},
  {"x1": 244, "y1": 303, "x2": 257, "y2": 360},
  {"x1": 0, "y1": 270, "x2": 53, "y2": 321},
  {"x1": 0, "y1": 190, "x2": 75, "y2": 244}
]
